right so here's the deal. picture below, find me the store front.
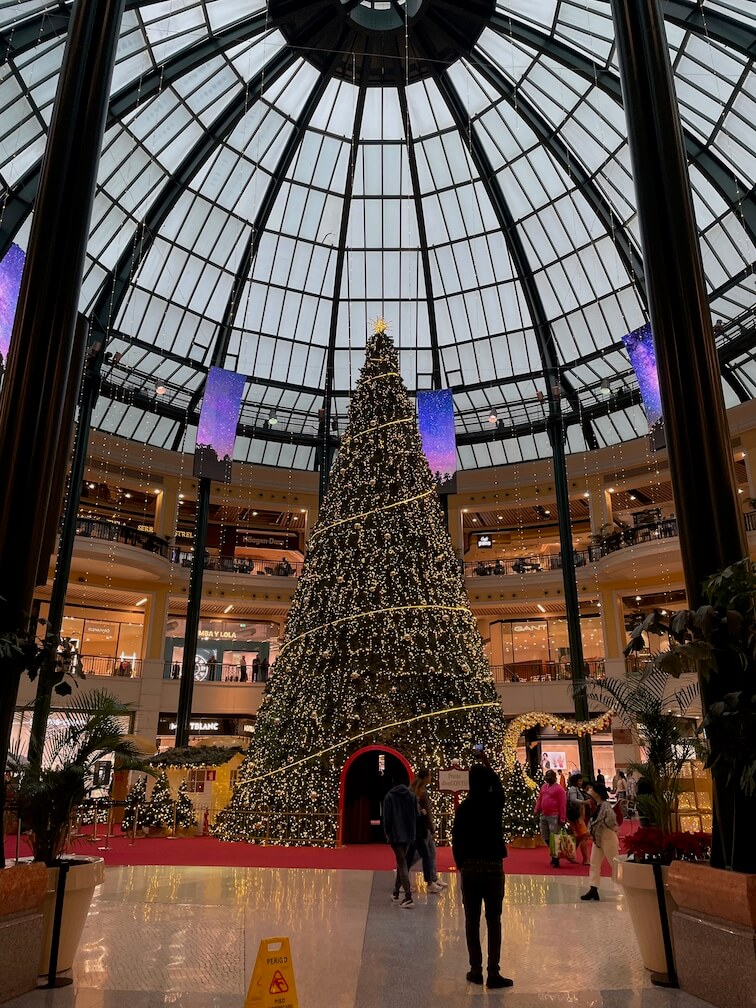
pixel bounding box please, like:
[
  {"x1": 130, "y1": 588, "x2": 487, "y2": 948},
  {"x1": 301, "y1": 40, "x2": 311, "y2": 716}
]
[{"x1": 164, "y1": 617, "x2": 278, "y2": 680}]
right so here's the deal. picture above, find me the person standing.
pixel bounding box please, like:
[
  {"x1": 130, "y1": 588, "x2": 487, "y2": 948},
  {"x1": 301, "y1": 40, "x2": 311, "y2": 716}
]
[
  {"x1": 566, "y1": 772, "x2": 591, "y2": 866},
  {"x1": 415, "y1": 767, "x2": 446, "y2": 890},
  {"x1": 207, "y1": 653, "x2": 218, "y2": 681},
  {"x1": 252, "y1": 654, "x2": 260, "y2": 682},
  {"x1": 408, "y1": 774, "x2": 444, "y2": 893},
  {"x1": 239, "y1": 655, "x2": 248, "y2": 682},
  {"x1": 534, "y1": 769, "x2": 566, "y2": 868},
  {"x1": 581, "y1": 782, "x2": 620, "y2": 901},
  {"x1": 383, "y1": 781, "x2": 417, "y2": 908},
  {"x1": 452, "y1": 762, "x2": 513, "y2": 989},
  {"x1": 596, "y1": 768, "x2": 606, "y2": 787}
]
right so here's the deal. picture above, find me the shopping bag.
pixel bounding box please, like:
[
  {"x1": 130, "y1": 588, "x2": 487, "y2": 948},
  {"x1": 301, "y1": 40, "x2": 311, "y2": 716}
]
[
  {"x1": 549, "y1": 831, "x2": 559, "y2": 859},
  {"x1": 558, "y1": 829, "x2": 577, "y2": 862}
]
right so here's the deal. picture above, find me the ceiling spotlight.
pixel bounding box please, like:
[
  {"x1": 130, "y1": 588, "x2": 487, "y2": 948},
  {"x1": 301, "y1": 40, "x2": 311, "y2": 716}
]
[
  {"x1": 635, "y1": 595, "x2": 642, "y2": 602},
  {"x1": 536, "y1": 604, "x2": 546, "y2": 613},
  {"x1": 600, "y1": 378, "x2": 612, "y2": 395},
  {"x1": 124, "y1": 492, "x2": 132, "y2": 499},
  {"x1": 268, "y1": 415, "x2": 278, "y2": 425},
  {"x1": 155, "y1": 385, "x2": 167, "y2": 396},
  {"x1": 223, "y1": 604, "x2": 234, "y2": 614},
  {"x1": 488, "y1": 414, "x2": 498, "y2": 424},
  {"x1": 629, "y1": 494, "x2": 636, "y2": 500},
  {"x1": 135, "y1": 597, "x2": 147, "y2": 606}
]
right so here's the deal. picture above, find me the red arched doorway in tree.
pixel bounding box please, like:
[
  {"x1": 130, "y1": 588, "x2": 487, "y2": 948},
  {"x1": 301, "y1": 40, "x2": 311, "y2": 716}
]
[{"x1": 338, "y1": 746, "x2": 412, "y2": 845}]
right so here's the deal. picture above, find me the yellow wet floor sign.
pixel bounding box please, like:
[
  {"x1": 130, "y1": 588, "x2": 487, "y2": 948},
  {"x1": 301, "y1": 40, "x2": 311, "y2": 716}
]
[{"x1": 244, "y1": 936, "x2": 299, "y2": 1008}]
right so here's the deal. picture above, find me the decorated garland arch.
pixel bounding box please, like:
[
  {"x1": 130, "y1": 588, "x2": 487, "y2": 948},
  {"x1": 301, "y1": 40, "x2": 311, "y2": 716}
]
[{"x1": 503, "y1": 710, "x2": 614, "y2": 788}]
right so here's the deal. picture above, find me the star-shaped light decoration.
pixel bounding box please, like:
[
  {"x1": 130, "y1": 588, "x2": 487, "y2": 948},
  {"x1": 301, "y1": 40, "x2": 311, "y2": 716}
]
[{"x1": 373, "y1": 317, "x2": 389, "y2": 335}]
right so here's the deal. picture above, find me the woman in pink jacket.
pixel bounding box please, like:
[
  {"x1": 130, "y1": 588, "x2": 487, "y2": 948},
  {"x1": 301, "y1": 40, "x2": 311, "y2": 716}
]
[{"x1": 534, "y1": 769, "x2": 567, "y2": 867}]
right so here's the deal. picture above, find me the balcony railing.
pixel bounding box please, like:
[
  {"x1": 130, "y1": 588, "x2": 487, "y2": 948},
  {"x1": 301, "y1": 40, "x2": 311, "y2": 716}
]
[
  {"x1": 79, "y1": 654, "x2": 143, "y2": 678},
  {"x1": 163, "y1": 661, "x2": 269, "y2": 682},
  {"x1": 489, "y1": 660, "x2": 605, "y2": 683},
  {"x1": 170, "y1": 551, "x2": 303, "y2": 578},
  {"x1": 465, "y1": 516, "x2": 680, "y2": 577},
  {"x1": 73, "y1": 518, "x2": 170, "y2": 557}
]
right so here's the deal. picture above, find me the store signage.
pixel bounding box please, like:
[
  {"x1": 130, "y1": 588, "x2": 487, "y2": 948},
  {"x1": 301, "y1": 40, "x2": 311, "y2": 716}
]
[
  {"x1": 199, "y1": 630, "x2": 238, "y2": 640},
  {"x1": 477, "y1": 534, "x2": 492, "y2": 548},
  {"x1": 138, "y1": 524, "x2": 155, "y2": 533},
  {"x1": 169, "y1": 720, "x2": 220, "y2": 732},
  {"x1": 237, "y1": 532, "x2": 296, "y2": 548},
  {"x1": 438, "y1": 766, "x2": 469, "y2": 794}
]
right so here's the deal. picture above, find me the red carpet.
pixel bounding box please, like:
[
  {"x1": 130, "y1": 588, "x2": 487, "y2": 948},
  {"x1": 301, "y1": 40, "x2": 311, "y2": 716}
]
[{"x1": 6, "y1": 825, "x2": 632, "y2": 877}]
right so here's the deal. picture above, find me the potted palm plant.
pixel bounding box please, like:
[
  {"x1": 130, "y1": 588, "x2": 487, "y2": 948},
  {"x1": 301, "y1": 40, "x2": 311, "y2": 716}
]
[
  {"x1": 631, "y1": 560, "x2": 756, "y2": 1008},
  {"x1": 15, "y1": 688, "x2": 149, "y2": 974},
  {"x1": 579, "y1": 666, "x2": 703, "y2": 977}
]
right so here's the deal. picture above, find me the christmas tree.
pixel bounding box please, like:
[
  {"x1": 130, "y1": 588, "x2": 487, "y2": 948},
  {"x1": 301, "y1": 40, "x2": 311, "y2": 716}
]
[
  {"x1": 175, "y1": 779, "x2": 197, "y2": 830},
  {"x1": 121, "y1": 774, "x2": 147, "y2": 833},
  {"x1": 141, "y1": 771, "x2": 176, "y2": 831},
  {"x1": 214, "y1": 322, "x2": 507, "y2": 845},
  {"x1": 501, "y1": 760, "x2": 540, "y2": 841}
]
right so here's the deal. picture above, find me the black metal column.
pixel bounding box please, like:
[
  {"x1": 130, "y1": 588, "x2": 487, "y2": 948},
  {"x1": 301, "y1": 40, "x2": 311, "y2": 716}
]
[
  {"x1": 610, "y1": 0, "x2": 751, "y2": 870},
  {"x1": 547, "y1": 379, "x2": 594, "y2": 779},
  {"x1": 0, "y1": 0, "x2": 126, "y2": 828},
  {"x1": 28, "y1": 330, "x2": 105, "y2": 764},
  {"x1": 175, "y1": 477, "x2": 211, "y2": 748}
]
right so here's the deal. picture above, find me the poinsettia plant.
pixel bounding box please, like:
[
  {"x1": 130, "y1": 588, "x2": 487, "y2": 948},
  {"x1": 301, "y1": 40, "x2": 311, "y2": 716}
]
[{"x1": 623, "y1": 826, "x2": 711, "y2": 864}]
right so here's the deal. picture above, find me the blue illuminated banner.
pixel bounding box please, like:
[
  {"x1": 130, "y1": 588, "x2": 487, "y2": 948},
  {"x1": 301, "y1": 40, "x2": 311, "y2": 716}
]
[
  {"x1": 194, "y1": 367, "x2": 246, "y2": 481},
  {"x1": 0, "y1": 243, "x2": 25, "y2": 364},
  {"x1": 622, "y1": 322, "x2": 664, "y2": 438},
  {"x1": 417, "y1": 388, "x2": 457, "y2": 494}
]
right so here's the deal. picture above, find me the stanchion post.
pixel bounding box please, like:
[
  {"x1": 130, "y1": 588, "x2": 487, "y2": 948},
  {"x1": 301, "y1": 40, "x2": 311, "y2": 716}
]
[
  {"x1": 98, "y1": 803, "x2": 113, "y2": 851},
  {"x1": 166, "y1": 801, "x2": 178, "y2": 839},
  {"x1": 40, "y1": 861, "x2": 73, "y2": 989},
  {"x1": 650, "y1": 861, "x2": 678, "y2": 988}
]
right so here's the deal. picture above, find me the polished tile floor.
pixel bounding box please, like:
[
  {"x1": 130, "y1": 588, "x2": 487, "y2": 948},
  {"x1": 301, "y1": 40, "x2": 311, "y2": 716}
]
[{"x1": 7, "y1": 867, "x2": 711, "y2": 1008}]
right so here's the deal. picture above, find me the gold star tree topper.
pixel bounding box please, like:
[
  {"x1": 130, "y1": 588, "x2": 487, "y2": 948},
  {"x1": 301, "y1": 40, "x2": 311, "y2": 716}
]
[{"x1": 372, "y1": 317, "x2": 390, "y2": 335}]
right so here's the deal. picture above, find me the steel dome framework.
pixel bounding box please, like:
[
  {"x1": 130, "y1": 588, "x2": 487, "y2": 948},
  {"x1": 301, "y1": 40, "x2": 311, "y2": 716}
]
[{"x1": 1, "y1": 0, "x2": 754, "y2": 471}]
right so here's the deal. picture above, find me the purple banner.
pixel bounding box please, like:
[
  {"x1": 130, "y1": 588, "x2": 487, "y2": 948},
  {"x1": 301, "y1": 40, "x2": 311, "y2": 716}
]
[
  {"x1": 194, "y1": 367, "x2": 246, "y2": 481},
  {"x1": 622, "y1": 322, "x2": 663, "y2": 431},
  {"x1": 417, "y1": 388, "x2": 457, "y2": 494},
  {"x1": 0, "y1": 243, "x2": 25, "y2": 363}
]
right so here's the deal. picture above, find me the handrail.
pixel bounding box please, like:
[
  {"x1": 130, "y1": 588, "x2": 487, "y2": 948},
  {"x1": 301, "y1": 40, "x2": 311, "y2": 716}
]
[
  {"x1": 490, "y1": 660, "x2": 605, "y2": 683},
  {"x1": 79, "y1": 654, "x2": 143, "y2": 679},
  {"x1": 73, "y1": 517, "x2": 170, "y2": 556},
  {"x1": 163, "y1": 660, "x2": 270, "y2": 682},
  {"x1": 464, "y1": 515, "x2": 680, "y2": 576}
]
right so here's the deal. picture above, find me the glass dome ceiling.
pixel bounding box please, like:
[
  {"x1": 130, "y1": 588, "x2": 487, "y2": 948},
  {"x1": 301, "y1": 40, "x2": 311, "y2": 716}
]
[{"x1": 1, "y1": 0, "x2": 755, "y2": 471}]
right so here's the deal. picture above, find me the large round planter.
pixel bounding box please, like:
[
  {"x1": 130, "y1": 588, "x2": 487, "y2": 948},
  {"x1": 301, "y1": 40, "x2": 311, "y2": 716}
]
[
  {"x1": 37, "y1": 856, "x2": 105, "y2": 974},
  {"x1": 614, "y1": 857, "x2": 677, "y2": 974}
]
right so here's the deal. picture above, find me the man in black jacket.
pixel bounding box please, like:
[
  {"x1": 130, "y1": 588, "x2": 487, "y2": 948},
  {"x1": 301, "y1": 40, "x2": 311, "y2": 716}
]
[
  {"x1": 383, "y1": 782, "x2": 417, "y2": 908},
  {"x1": 452, "y1": 761, "x2": 513, "y2": 989}
]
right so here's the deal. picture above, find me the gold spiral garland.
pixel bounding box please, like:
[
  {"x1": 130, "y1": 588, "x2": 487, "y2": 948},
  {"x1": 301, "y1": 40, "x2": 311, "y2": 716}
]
[
  {"x1": 308, "y1": 488, "x2": 435, "y2": 541},
  {"x1": 503, "y1": 710, "x2": 614, "y2": 788},
  {"x1": 278, "y1": 603, "x2": 469, "y2": 656},
  {"x1": 244, "y1": 700, "x2": 502, "y2": 785}
]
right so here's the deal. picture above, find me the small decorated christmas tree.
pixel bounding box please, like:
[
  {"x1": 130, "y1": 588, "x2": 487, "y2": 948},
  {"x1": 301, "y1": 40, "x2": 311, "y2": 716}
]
[
  {"x1": 121, "y1": 774, "x2": 147, "y2": 832},
  {"x1": 175, "y1": 779, "x2": 197, "y2": 830},
  {"x1": 502, "y1": 760, "x2": 540, "y2": 842},
  {"x1": 141, "y1": 771, "x2": 176, "y2": 831}
]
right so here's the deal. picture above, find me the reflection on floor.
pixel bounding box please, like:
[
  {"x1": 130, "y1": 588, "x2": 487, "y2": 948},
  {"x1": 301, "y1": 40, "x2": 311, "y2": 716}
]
[{"x1": 6, "y1": 866, "x2": 711, "y2": 1008}]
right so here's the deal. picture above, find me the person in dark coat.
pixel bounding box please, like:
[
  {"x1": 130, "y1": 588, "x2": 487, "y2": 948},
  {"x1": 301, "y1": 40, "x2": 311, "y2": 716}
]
[
  {"x1": 383, "y1": 782, "x2": 418, "y2": 908},
  {"x1": 452, "y1": 761, "x2": 513, "y2": 989}
]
